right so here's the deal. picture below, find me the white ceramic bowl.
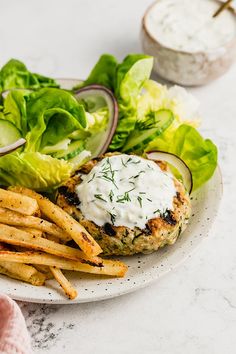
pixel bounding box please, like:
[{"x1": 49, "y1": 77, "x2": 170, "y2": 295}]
[{"x1": 141, "y1": 0, "x2": 236, "y2": 86}]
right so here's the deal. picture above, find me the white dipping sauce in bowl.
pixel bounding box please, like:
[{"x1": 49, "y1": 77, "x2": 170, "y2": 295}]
[
  {"x1": 141, "y1": 0, "x2": 236, "y2": 86},
  {"x1": 146, "y1": 0, "x2": 236, "y2": 52}
]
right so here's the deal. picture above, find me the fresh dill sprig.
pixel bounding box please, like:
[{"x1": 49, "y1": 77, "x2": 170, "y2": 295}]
[
  {"x1": 116, "y1": 187, "x2": 135, "y2": 204},
  {"x1": 137, "y1": 196, "x2": 143, "y2": 208},
  {"x1": 98, "y1": 158, "x2": 118, "y2": 189},
  {"x1": 109, "y1": 190, "x2": 114, "y2": 202},
  {"x1": 87, "y1": 173, "x2": 95, "y2": 183},
  {"x1": 130, "y1": 160, "x2": 141, "y2": 165},
  {"x1": 94, "y1": 194, "x2": 107, "y2": 202},
  {"x1": 97, "y1": 175, "x2": 118, "y2": 189},
  {"x1": 116, "y1": 191, "x2": 131, "y2": 203},
  {"x1": 121, "y1": 158, "x2": 127, "y2": 167},
  {"x1": 130, "y1": 170, "x2": 146, "y2": 180},
  {"x1": 121, "y1": 157, "x2": 133, "y2": 167},
  {"x1": 136, "y1": 112, "x2": 157, "y2": 130},
  {"x1": 109, "y1": 212, "x2": 116, "y2": 225}
]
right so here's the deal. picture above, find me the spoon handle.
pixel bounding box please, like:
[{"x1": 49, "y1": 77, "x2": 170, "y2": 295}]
[{"x1": 213, "y1": 0, "x2": 233, "y2": 18}]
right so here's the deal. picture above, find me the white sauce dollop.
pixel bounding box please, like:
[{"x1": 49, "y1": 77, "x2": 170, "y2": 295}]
[
  {"x1": 145, "y1": 0, "x2": 236, "y2": 52},
  {"x1": 75, "y1": 154, "x2": 176, "y2": 229}
]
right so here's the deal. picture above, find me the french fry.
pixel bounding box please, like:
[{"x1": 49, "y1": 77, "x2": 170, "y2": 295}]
[
  {"x1": 44, "y1": 234, "x2": 61, "y2": 243},
  {"x1": 34, "y1": 265, "x2": 53, "y2": 280},
  {"x1": 0, "y1": 242, "x2": 46, "y2": 285},
  {"x1": 0, "y1": 207, "x2": 71, "y2": 242},
  {"x1": 16, "y1": 226, "x2": 43, "y2": 238},
  {"x1": 0, "y1": 260, "x2": 46, "y2": 286},
  {"x1": 0, "y1": 251, "x2": 128, "y2": 277},
  {"x1": 0, "y1": 187, "x2": 129, "y2": 298},
  {"x1": 33, "y1": 208, "x2": 41, "y2": 218},
  {"x1": 50, "y1": 267, "x2": 78, "y2": 300},
  {"x1": 9, "y1": 186, "x2": 102, "y2": 257},
  {"x1": 0, "y1": 188, "x2": 39, "y2": 215},
  {"x1": 0, "y1": 223, "x2": 101, "y2": 264}
]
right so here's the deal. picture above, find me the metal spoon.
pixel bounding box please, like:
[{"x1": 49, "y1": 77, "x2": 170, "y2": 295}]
[
  {"x1": 213, "y1": 0, "x2": 233, "y2": 18},
  {"x1": 0, "y1": 138, "x2": 26, "y2": 157}
]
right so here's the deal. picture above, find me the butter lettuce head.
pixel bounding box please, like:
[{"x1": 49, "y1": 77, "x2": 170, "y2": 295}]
[
  {"x1": 0, "y1": 65, "x2": 112, "y2": 191},
  {"x1": 0, "y1": 84, "x2": 90, "y2": 191}
]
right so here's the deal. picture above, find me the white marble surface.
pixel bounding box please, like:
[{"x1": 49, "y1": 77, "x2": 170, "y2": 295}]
[{"x1": 0, "y1": 0, "x2": 235, "y2": 353}]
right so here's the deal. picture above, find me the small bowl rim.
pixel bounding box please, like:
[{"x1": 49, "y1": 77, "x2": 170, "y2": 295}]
[{"x1": 142, "y1": 0, "x2": 236, "y2": 56}]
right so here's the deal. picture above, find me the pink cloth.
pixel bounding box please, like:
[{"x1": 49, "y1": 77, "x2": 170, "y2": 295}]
[{"x1": 0, "y1": 294, "x2": 31, "y2": 354}]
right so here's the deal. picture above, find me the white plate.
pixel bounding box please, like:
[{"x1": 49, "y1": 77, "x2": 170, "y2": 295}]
[{"x1": 0, "y1": 79, "x2": 223, "y2": 304}]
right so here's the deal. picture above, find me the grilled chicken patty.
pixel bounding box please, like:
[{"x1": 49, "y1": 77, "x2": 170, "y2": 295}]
[{"x1": 56, "y1": 154, "x2": 191, "y2": 256}]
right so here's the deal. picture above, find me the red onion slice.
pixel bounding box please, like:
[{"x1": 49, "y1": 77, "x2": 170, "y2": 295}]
[
  {"x1": 74, "y1": 85, "x2": 118, "y2": 156},
  {"x1": 146, "y1": 150, "x2": 193, "y2": 194},
  {"x1": 0, "y1": 138, "x2": 26, "y2": 157}
]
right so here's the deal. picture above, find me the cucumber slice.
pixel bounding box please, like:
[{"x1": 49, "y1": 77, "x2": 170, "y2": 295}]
[
  {"x1": 122, "y1": 109, "x2": 174, "y2": 152},
  {"x1": 0, "y1": 119, "x2": 22, "y2": 148},
  {"x1": 54, "y1": 140, "x2": 85, "y2": 160}
]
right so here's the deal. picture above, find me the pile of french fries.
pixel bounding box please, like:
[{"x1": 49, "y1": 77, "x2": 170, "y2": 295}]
[{"x1": 0, "y1": 187, "x2": 128, "y2": 300}]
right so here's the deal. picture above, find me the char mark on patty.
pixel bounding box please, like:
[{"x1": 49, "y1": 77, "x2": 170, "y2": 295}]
[
  {"x1": 58, "y1": 186, "x2": 81, "y2": 207},
  {"x1": 161, "y1": 210, "x2": 177, "y2": 226},
  {"x1": 103, "y1": 223, "x2": 116, "y2": 237}
]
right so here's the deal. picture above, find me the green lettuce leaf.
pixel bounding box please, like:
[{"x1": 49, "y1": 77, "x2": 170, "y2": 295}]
[
  {"x1": 0, "y1": 59, "x2": 58, "y2": 92},
  {"x1": 147, "y1": 124, "x2": 218, "y2": 190},
  {"x1": 115, "y1": 54, "x2": 153, "y2": 102},
  {"x1": 25, "y1": 88, "x2": 87, "y2": 152},
  {"x1": 110, "y1": 54, "x2": 153, "y2": 150},
  {"x1": 75, "y1": 54, "x2": 118, "y2": 90},
  {"x1": 0, "y1": 152, "x2": 73, "y2": 191},
  {"x1": 2, "y1": 90, "x2": 29, "y2": 135}
]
